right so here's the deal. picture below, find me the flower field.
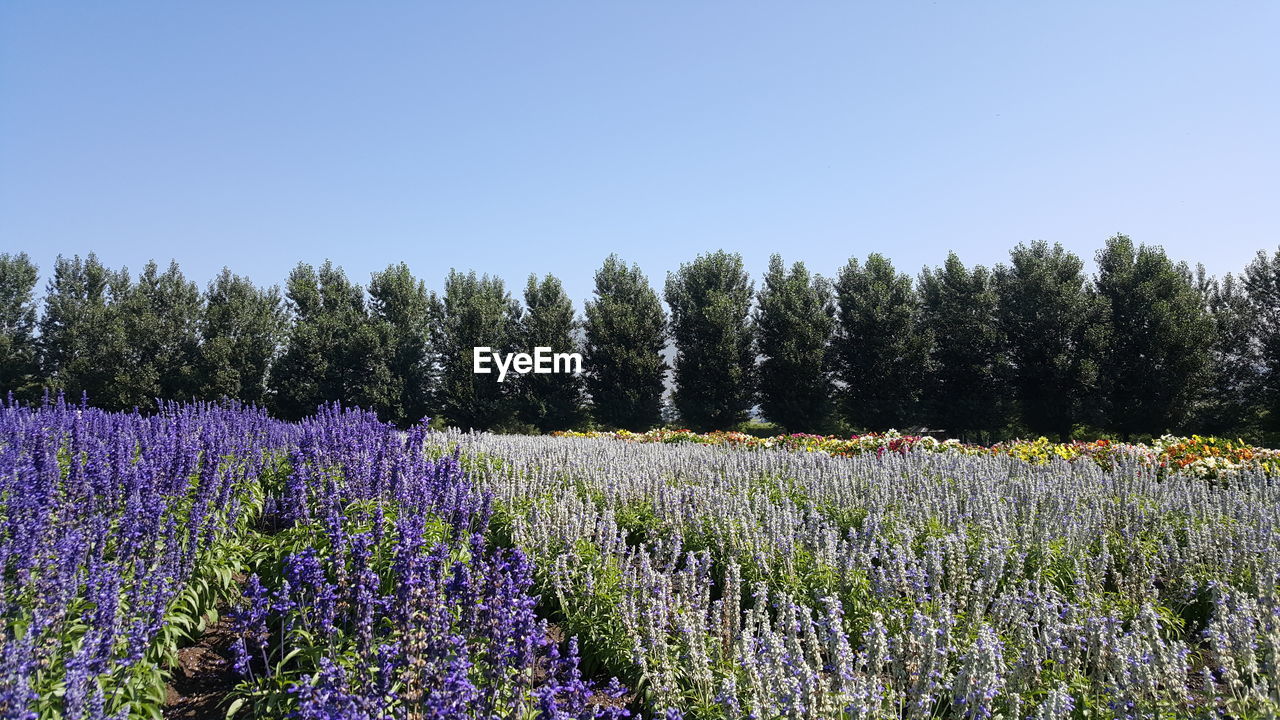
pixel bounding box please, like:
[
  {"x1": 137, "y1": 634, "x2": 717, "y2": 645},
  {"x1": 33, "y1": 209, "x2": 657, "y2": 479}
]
[
  {"x1": 5, "y1": 403, "x2": 1280, "y2": 719},
  {"x1": 451, "y1": 430, "x2": 1280, "y2": 718},
  {"x1": 1, "y1": 402, "x2": 630, "y2": 720}
]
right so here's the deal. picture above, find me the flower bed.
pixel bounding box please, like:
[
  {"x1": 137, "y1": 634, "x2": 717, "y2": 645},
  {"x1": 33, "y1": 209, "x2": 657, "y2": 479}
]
[{"x1": 553, "y1": 429, "x2": 1280, "y2": 479}]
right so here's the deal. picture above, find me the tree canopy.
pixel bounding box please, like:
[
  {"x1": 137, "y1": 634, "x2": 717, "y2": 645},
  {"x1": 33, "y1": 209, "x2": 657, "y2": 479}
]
[
  {"x1": 582, "y1": 255, "x2": 667, "y2": 431},
  {"x1": 754, "y1": 256, "x2": 835, "y2": 433},
  {"x1": 665, "y1": 251, "x2": 754, "y2": 432}
]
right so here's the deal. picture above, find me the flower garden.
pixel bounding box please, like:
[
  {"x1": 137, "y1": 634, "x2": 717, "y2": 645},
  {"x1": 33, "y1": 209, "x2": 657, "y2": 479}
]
[
  {"x1": 5, "y1": 401, "x2": 1280, "y2": 718},
  {"x1": 0, "y1": 402, "x2": 628, "y2": 720}
]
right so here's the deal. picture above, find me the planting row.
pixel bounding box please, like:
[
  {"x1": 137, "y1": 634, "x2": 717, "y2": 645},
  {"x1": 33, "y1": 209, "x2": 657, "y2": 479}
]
[
  {"x1": 552, "y1": 429, "x2": 1280, "y2": 480},
  {"x1": 0, "y1": 400, "x2": 284, "y2": 718}
]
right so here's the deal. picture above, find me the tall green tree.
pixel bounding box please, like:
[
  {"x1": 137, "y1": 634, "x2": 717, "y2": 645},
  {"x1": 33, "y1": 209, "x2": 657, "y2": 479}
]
[
  {"x1": 994, "y1": 241, "x2": 1105, "y2": 440},
  {"x1": 518, "y1": 274, "x2": 585, "y2": 432},
  {"x1": 319, "y1": 261, "x2": 390, "y2": 413},
  {"x1": 665, "y1": 250, "x2": 754, "y2": 432},
  {"x1": 832, "y1": 253, "x2": 931, "y2": 431},
  {"x1": 430, "y1": 270, "x2": 521, "y2": 431},
  {"x1": 753, "y1": 255, "x2": 835, "y2": 433},
  {"x1": 271, "y1": 261, "x2": 387, "y2": 419},
  {"x1": 1191, "y1": 269, "x2": 1259, "y2": 437},
  {"x1": 582, "y1": 255, "x2": 667, "y2": 431},
  {"x1": 368, "y1": 263, "x2": 434, "y2": 427},
  {"x1": 38, "y1": 254, "x2": 134, "y2": 409},
  {"x1": 270, "y1": 263, "x2": 326, "y2": 419},
  {"x1": 198, "y1": 268, "x2": 286, "y2": 406},
  {"x1": 0, "y1": 253, "x2": 41, "y2": 401},
  {"x1": 919, "y1": 253, "x2": 1009, "y2": 441},
  {"x1": 120, "y1": 260, "x2": 203, "y2": 404},
  {"x1": 1094, "y1": 235, "x2": 1213, "y2": 439},
  {"x1": 1244, "y1": 247, "x2": 1280, "y2": 435}
]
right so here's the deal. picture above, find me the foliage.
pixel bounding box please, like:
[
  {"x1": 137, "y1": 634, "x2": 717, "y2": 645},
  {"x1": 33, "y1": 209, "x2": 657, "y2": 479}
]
[
  {"x1": 0, "y1": 252, "x2": 41, "y2": 402},
  {"x1": 1095, "y1": 235, "x2": 1214, "y2": 439},
  {"x1": 37, "y1": 253, "x2": 135, "y2": 410},
  {"x1": 832, "y1": 253, "x2": 930, "y2": 431},
  {"x1": 665, "y1": 251, "x2": 754, "y2": 432},
  {"x1": 582, "y1": 255, "x2": 668, "y2": 431},
  {"x1": 430, "y1": 269, "x2": 522, "y2": 431},
  {"x1": 1193, "y1": 269, "x2": 1261, "y2": 437},
  {"x1": 919, "y1": 252, "x2": 1010, "y2": 441},
  {"x1": 4, "y1": 239, "x2": 1280, "y2": 440},
  {"x1": 518, "y1": 273, "x2": 587, "y2": 432},
  {"x1": 270, "y1": 261, "x2": 390, "y2": 421},
  {"x1": 753, "y1": 255, "x2": 835, "y2": 433},
  {"x1": 995, "y1": 241, "x2": 1106, "y2": 440},
  {"x1": 1245, "y1": 248, "x2": 1280, "y2": 436},
  {"x1": 121, "y1": 260, "x2": 204, "y2": 404},
  {"x1": 197, "y1": 267, "x2": 287, "y2": 407},
  {"x1": 367, "y1": 262, "x2": 435, "y2": 426}
]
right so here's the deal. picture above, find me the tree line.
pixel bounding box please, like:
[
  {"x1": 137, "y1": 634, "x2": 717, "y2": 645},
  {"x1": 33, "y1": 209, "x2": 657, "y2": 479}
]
[{"x1": 2, "y1": 234, "x2": 1279, "y2": 442}]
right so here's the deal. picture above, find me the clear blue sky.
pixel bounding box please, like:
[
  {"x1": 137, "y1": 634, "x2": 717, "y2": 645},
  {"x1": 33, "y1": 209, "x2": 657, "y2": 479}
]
[{"x1": 2, "y1": 3, "x2": 1276, "y2": 306}]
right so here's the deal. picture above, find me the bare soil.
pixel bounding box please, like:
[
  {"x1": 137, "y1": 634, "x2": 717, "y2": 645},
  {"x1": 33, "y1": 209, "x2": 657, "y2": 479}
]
[{"x1": 163, "y1": 610, "x2": 240, "y2": 720}]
